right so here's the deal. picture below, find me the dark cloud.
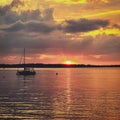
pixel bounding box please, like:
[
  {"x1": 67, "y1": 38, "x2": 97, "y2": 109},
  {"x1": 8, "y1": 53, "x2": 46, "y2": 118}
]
[
  {"x1": 1, "y1": 21, "x2": 55, "y2": 33},
  {"x1": 0, "y1": 0, "x2": 23, "y2": 16},
  {"x1": 20, "y1": 10, "x2": 41, "y2": 22},
  {"x1": 0, "y1": 9, "x2": 40, "y2": 24},
  {"x1": 91, "y1": 34, "x2": 120, "y2": 55},
  {"x1": 0, "y1": 27, "x2": 120, "y2": 64},
  {"x1": 63, "y1": 18, "x2": 109, "y2": 33},
  {"x1": 2, "y1": 11, "x2": 20, "y2": 24},
  {"x1": 0, "y1": 1, "x2": 53, "y2": 25},
  {"x1": 26, "y1": 21, "x2": 55, "y2": 33},
  {"x1": 0, "y1": 1, "x2": 110, "y2": 34},
  {"x1": 0, "y1": 30, "x2": 120, "y2": 57},
  {"x1": 1, "y1": 21, "x2": 24, "y2": 32},
  {"x1": 0, "y1": 3, "x2": 55, "y2": 33},
  {"x1": 1, "y1": 11, "x2": 111, "y2": 34}
]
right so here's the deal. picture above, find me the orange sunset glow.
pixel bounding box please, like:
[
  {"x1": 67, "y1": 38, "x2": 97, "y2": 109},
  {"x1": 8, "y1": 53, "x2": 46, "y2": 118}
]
[
  {"x1": 65, "y1": 61, "x2": 72, "y2": 65},
  {"x1": 64, "y1": 60, "x2": 76, "y2": 65},
  {"x1": 0, "y1": 0, "x2": 120, "y2": 65}
]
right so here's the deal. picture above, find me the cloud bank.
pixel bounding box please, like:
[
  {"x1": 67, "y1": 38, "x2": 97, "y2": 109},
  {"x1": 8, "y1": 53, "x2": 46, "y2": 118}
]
[
  {"x1": 63, "y1": 19, "x2": 109, "y2": 33},
  {"x1": 0, "y1": 0, "x2": 120, "y2": 64}
]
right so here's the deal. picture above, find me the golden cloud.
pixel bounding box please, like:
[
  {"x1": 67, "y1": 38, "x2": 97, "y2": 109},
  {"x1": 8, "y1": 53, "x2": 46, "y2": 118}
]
[
  {"x1": 54, "y1": 0, "x2": 87, "y2": 4},
  {"x1": 0, "y1": 0, "x2": 12, "y2": 6}
]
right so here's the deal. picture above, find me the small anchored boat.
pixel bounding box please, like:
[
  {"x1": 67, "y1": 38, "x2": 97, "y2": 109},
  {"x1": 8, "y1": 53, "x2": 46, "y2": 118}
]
[{"x1": 16, "y1": 48, "x2": 36, "y2": 75}]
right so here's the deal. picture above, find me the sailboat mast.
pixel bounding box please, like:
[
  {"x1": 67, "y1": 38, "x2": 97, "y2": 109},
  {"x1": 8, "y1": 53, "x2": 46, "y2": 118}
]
[{"x1": 24, "y1": 48, "x2": 25, "y2": 70}]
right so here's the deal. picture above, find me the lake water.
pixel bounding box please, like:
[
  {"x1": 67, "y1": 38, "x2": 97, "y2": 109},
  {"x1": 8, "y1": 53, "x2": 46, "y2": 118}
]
[{"x1": 0, "y1": 68, "x2": 120, "y2": 120}]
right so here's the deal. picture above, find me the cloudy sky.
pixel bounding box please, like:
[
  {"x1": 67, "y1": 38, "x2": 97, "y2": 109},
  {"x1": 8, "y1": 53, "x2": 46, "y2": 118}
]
[{"x1": 0, "y1": 0, "x2": 120, "y2": 64}]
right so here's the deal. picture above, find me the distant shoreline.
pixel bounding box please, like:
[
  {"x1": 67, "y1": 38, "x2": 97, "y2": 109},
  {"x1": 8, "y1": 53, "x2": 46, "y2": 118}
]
[{"x1": 0, "y1": 64, "x2": 120, "y2": 68}]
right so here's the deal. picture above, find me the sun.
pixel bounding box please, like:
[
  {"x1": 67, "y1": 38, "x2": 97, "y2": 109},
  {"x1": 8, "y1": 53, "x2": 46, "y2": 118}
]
[
  {"x1": 64, "y1": 60, "x2": 76, "y2": 65},
  {"x1": 66, "y1": 60, "x2": 72, "y2": 65},
  {"x1": 63, "y1": 59, "x2": 77, "y2": 65}
]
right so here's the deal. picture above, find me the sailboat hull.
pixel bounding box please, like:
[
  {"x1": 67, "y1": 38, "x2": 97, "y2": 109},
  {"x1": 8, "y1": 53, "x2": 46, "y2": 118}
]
[{"x1": 16, "y1": 70, "x2": 36, "y2": 75}]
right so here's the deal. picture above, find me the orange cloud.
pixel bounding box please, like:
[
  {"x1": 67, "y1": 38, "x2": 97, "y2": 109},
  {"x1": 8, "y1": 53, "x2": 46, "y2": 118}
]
[
  {"x1": 87, "y1": 0, "x2": 108, "y2": 3},
  {"x1": 54, "y1": 0, "x2": 87, "y2": 4}
]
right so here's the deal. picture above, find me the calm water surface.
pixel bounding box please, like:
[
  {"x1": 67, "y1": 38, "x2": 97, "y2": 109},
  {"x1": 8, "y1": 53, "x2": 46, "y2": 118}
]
[{"x1": 0, "y1": 68, "x2": 120, "y2": 120}]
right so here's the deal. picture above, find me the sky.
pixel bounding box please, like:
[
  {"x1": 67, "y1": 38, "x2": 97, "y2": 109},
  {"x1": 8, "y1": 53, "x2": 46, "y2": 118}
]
[{"x1": 0, "y1": 0, "x2": 120, "y2": 65}]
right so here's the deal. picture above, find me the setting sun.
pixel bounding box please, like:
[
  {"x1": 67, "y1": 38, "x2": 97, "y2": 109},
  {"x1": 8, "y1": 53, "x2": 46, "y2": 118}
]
[
  {"x1": 66, "y1": 61, "x2": 72, "y2": 65},
  {"x1": 64, "y1": 60, "x2": 77, "y2": 65}
]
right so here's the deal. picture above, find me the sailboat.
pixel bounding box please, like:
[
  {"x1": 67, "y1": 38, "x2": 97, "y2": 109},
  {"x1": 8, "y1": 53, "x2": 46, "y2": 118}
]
[{"x1": 16, "y1": 49, "x2": 36, "y2": 75}]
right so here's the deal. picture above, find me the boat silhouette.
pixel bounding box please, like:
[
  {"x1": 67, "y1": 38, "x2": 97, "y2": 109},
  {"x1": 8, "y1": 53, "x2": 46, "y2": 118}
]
[{"x1": 16, "y1": 49, "x2": 36, "y2": 75}]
